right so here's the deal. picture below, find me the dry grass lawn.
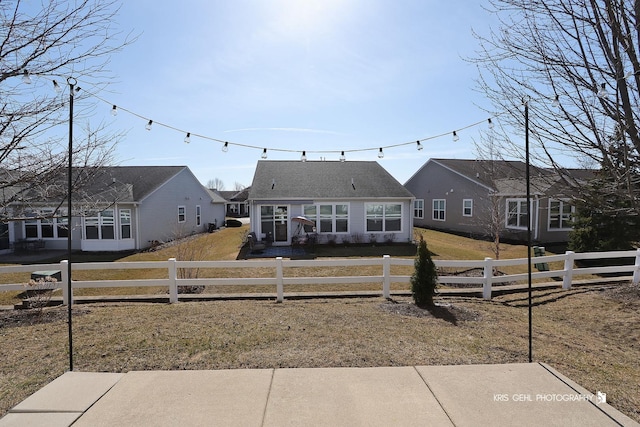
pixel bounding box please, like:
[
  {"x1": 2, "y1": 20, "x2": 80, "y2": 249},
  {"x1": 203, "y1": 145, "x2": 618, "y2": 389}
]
[{"x1": 1, "y1": 226, "x2": 639, "y2": 422}]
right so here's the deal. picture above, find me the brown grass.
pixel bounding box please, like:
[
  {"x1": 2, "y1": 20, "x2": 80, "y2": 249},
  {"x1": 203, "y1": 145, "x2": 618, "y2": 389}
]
[{"x1": 0, "y1": 227, "x2": 638, "y2": 422}]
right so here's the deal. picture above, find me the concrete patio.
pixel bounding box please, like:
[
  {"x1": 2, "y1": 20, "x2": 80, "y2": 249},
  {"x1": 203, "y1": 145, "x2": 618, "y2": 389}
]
[{"x1": 1, "y1": 363, "x2": 637, "y2": 426}]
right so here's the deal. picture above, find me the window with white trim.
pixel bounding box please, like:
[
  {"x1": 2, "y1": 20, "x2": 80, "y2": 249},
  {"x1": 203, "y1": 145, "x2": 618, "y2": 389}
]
[
  {"x1": 463, "y1": 199, "x2": 473, "y2": 217},
  {"x1": 302, "y1": 203, "x2": 349, "y2": 233},
  {"x1": 506, "y1": 199, "x2": 528, "y2": 229},
  {"x1": 120, "y1": 209, "x2": 132, "y2": 239},
  {"x1": 23, "y1": 209, "x2": 67, "y2": 239},
  {"x1": 178, "y1": 206, "x2": 186, "y2": 223},
  {"x1": 413, "y1": 199, "x2": 424, "y2": 219},
  {"x1": 549, "y1": 199, "x2": 574, "y2": 230},
  {"x1": 196, "y1": 205, "x2": 202, "y2": 226},
  {"x1": 366, "y1": 203, "x2": 402, "y2": 232},
  {"x1": 85, "y1": 209, "x2": 115, "y2": 240},
  {"x1": 432, "y1": 199, "x2": 445, "y2": 221}
]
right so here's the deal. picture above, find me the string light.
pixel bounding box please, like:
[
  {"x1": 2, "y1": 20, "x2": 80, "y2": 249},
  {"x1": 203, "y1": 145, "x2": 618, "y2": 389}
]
[
  {"x1": 78, "y1": 84, "x2": 513, "y2": 160},
  {"x1": 111, "y1": 105, "x2": 118, "y2": 116},
  {"x1": 453, "y1": 131, "x2": 459, "y2": 142},
  {"x1": 551, "y1": 95, "x2": 560, "y2": 108},
  {"x1": 184, "y1": 132, "x2": 191, "y2": 144},
  {"x1": 597, "y1": 82, "x2": 608, "y2": 99},
  {"x1": 53, "y1": 80, "x2": 62, "y2": 93},
  {"x1": 487, "y1": 118, "x2": 494, "y2": 129},
  {"x1": 22, "y1": 70, "x2": 31, "y2": 84},
  {"x1": 301, "y1": 151, "x2": 307, "y2": 162}
]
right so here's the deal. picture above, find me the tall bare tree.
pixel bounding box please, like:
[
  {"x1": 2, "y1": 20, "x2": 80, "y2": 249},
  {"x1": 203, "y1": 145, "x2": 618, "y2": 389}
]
[
  {"x1": 1, "y1": 0, "x2": 134, "y2": 219},
  {"x1": 472, "y1": 0, "x2": 639, "y2": 214}
]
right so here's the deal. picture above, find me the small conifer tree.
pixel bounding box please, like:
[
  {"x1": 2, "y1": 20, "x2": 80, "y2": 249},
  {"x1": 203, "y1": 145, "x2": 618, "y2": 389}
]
[{"x1": 411, "y1": 235, "x2": 438, "y2": 307}]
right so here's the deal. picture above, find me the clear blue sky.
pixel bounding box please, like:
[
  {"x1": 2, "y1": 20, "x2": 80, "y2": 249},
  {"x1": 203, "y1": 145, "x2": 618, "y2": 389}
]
[{"x1": 91, "y1": 0, "x2": 499, "y2": 189}]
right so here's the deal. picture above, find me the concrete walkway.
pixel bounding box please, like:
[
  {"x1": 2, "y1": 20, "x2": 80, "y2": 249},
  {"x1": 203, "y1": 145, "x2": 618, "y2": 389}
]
[{"x1": 1, "y1": 363, "x2": 637, "y2": 426}]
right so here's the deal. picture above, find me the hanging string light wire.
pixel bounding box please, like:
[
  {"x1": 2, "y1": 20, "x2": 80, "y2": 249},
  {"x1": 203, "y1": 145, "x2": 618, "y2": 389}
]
[{"x1": 60, "y1": 77, "x2": 517, "y2": 158}]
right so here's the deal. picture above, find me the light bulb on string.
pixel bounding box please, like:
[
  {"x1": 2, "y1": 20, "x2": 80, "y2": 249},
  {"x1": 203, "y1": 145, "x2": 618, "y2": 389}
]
[
  {"x1": 53, "y1": 80, "x2": 62, "y2": 93},
  {"x1": 453, "y1": 131, "x2": 459, "y2": 142},
  {"x1": 301, "y1": 151, "x2": 307, "y2": 162},
  {"x1": 378, "y1": 148, "x2": 384, "y2": 158},
  {"x1": 416, "y1": 141, "x2": 423, "y2": 151},
  {"x1": 222, "y1": 142, "x2": 229, "y2": 152},
  {"x1": 487, "y1": 118, "x2": 494, "y2": 129},
  {"x1": 184, "y1": 132, "x2": 191, "y2": 144},
  {"x1": 261, "y1": 148, "x2": 268, "y2": 159},
  {"x1": 22, "y1": 70, "x2": 31, "y2": 84},
  {"x1": 111, "y1": 105, "x2": 118, "y2": 116},
  {"x1": 597, "y1": 82, "x2": 608, "y2": 99},
  {"x1": 145, "y1": 120, "x2": 153, "y2": 131},
  {"x1": 340, "y1": 151, "x2": 346, "y2": 162},
  {"x1": 551, "y1": 95, "x2": 560, "y2": 108}
]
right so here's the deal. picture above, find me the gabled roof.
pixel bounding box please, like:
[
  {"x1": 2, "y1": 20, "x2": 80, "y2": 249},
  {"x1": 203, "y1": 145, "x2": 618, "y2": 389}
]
[
  {"x1": 217, "y1": 187, "x2": 250, "y2": 202},
  {"x1": 75, "y1": 166, "x2": 188, "y2": 202},
  {"x1": 249, "y1": 161, "x2": 414, "y2": 200},
  {"x1": 419, "y1": 159, "x2": 595, "y2": 195}
]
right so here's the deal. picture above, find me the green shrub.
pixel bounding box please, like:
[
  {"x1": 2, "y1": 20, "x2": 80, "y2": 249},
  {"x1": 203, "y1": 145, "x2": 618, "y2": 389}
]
[{"x1": 410, "y1": 235, "x2": 438, "y2": 307}]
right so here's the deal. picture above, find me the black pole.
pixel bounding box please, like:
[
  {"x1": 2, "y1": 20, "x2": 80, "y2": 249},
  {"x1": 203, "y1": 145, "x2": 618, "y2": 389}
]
[
  {"x1": 67, "y1": 77, "x2": 75, "y2": 371},
  {"x1": 525, "y1": 100, "x2": 533, "y2": 363}
]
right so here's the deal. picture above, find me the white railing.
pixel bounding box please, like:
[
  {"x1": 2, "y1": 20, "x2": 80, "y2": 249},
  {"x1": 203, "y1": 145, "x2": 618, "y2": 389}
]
[{"x1": 1, "y1": 249, "x2": 639, "y2": 303}]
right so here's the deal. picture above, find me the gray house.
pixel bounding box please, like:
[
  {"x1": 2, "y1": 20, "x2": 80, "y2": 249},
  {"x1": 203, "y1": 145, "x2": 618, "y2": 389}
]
[
  {"x1": 248, "y1": 160, "x2": 415, "y2": 245},
  {"x1": 404, "y1": 158, "x2": 593, "y2": 244},
  {"x1": 6, "y1": 166, "x2": 226, "y2": 252}
]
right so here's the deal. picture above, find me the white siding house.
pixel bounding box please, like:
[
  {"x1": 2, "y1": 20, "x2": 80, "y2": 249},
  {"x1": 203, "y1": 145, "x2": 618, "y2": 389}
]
[{"x1": 248, "y1": 161, "x2": 415, "y2": 245}]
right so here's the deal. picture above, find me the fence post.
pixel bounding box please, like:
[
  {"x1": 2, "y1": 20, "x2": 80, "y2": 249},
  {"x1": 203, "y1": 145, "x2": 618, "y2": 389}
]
[
  {"x1": 168, "y1": 258, "x2": 178, "y2": 303},
  {"x1": 563, "y1": 251, "x2": 575, "y2": 290},
  {"x1": 60, "y1": 260, "x2": 70, "y2": 306},
  {"x1": 276, "y1": 257, "x2": 284, "y2": 303},
  {"x1": 383, "y1": 255, "x2": 391, "y2": 299},
  {"x1": 483, "y1": 257, "x2": 493, "y2": 300},
  {"x1": 633, "y1": 248, "x2": 640, "y2": 285}
]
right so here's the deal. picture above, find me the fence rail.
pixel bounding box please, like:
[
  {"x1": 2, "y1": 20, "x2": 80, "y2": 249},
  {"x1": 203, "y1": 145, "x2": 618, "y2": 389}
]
[{"x1": 1, "y1": 249, "x2": 639, "y2": 304}]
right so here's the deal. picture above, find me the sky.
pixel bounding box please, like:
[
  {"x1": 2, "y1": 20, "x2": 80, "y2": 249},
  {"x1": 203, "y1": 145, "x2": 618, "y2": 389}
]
[{"x1": 74, "y1": 0, "x2": 501, "y2": 190}]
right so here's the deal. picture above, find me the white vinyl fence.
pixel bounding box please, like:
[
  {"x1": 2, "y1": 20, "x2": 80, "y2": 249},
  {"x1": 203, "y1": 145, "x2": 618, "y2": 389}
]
[{"x1": 1, "y1": 249, "x2": 639, "y2": 303}]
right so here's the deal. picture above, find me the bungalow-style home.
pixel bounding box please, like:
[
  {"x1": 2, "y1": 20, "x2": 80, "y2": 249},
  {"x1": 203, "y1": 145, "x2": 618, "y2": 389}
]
[
  {"x1": 247, "y1": 160, "x2": 415, "y2": 245},
  {"x1": 216, "y1": 187, "x2": 251, "y2": 217},
  {"x1": 5, "y1": 166, "x2": 226, "y2": 252},
  {"x1": 404, "y1": 158, "x2": 593, "y2": 244}
]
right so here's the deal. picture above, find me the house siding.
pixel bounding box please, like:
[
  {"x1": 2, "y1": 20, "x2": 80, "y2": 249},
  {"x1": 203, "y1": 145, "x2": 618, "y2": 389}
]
[{"x1": 137, "y1": 168, "x2": 225, "y2": 248}]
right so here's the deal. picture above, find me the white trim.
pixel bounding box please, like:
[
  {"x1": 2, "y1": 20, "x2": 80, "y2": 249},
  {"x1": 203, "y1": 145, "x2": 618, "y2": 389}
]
[
  {"x1": 463, "y1": 199, "x2": 473, "y2": 217},
  {"x1": 432, "y1": 199, "x2": 446, "y2": 222},
  {"x1": 177, "y1": 205, "x2": 186, "y2": 223}
]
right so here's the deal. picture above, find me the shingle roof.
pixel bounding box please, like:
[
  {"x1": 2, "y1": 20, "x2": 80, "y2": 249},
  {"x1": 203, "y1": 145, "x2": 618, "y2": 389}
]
[
  {"x1": 249, "y1": 161, "x2": 414, "y2": 200},
  {"x1": 75, "y1": 166, "x2": 187, "y2": 202}
]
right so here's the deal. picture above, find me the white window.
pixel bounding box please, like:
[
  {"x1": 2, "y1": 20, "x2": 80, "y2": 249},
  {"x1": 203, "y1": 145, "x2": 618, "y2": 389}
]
[
  {"x1": 463, "y1": 199, "x2": 473, "y2": 217},
  {"x1": 506, "y1": 199, "x2": 528, "y2": 229},
  {"x1": 120, "y1": 209, "x2": 132, "y2": 239},
  {"x1": 302, "y1": 204, "x2": 349, "y2": 233},
  {"x1": 196, "y1": 205, "x2": 202, "y2": 226},
  {"x1": 84, "y1": 210, "x2": 115, "y2": 240},
  {"x1": 549, "y1": 199, "x2": 574, "y2": 230},
  {"x1": 432, "y1": 199, "x2": 446, "y2": 221},
  {"x1": 23, "y1": 209, "x2": 67, "y2": 239},
  {"x1": 413, "y1": 199, "x2": 424, "y2": 219},
  {"x1": 366, "y1": 203, "x2": 402, "y2": 232},
  {"x1": 178, "y1": 206, "x2": 186, "y2": 223}
]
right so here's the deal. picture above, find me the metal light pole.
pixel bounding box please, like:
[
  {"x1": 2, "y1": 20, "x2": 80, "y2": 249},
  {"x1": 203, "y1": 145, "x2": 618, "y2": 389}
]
[
  {"x1": 67, "y1": 77, "x2": 76, "y2": 371},
  {"x1": 524, "y1": 100, "x2": 533, "y2": 363}
]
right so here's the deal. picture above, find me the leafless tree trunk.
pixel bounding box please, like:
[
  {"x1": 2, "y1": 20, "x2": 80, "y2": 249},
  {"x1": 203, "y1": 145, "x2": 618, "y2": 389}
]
[
  {"x1": 472, "y1": 0, "x2": 639, "y2": 214},
  {"x1": 1, "y1": 0, "x2": 134, "y2": 220}
]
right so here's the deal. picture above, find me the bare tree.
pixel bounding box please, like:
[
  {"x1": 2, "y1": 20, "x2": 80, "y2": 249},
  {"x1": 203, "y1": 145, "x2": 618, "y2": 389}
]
[
  {"x1": 472, "y1": 0, "x2": 639, "y2": 214},
  {"x1": 1, "y1": 0, "x2": 134, "y2": 218},
  {"x1": 233, "y1": 182, "x2": 246, "y2": 192},
  {"x1": 207, "y1": 178, "x2": 225, "y2": 191}
]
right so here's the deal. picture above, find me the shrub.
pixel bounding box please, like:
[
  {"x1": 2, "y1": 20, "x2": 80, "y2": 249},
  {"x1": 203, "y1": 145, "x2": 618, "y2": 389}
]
[
  {"x1": 23, "y1": 276, "x2": 56, "y2": 315},
  {"x1": 410, "y1": 235, "x2": 438, "y2": 307}
]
